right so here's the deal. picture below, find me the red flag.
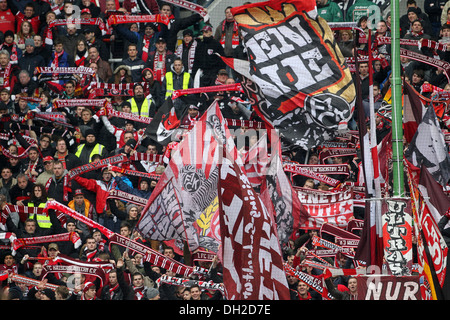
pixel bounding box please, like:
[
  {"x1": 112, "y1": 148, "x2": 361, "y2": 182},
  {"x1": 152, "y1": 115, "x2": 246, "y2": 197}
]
[
  {"x1": 218, "y1": 146, "x2": 290, "y2": 300},
  {"x1": 260, "y1": 132, "x2": 308, "y2": 245}
]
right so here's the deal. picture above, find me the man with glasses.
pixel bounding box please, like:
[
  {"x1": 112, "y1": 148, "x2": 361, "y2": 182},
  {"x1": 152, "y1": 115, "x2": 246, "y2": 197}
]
[{"x1": 37, "y1": 134, "x2": 55, "y2": 158}]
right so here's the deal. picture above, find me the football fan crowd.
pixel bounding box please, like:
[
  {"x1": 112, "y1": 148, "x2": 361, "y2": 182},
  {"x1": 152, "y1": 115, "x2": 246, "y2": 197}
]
[{"x1": 0, "y1": 0, "x2": 448, "y2": 301}]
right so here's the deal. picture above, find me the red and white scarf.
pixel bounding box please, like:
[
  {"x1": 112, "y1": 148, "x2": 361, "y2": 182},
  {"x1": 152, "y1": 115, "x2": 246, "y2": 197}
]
[
  {"x1": 45, "y1": 174, "x2": 70, "y2": 202},
  {"x1": 175, "y1": 40, "x2": 197, "y2": 73},
  {"x1": 0, "y1": 42, "x2": 18, "y2": 64},
  {"x1": 142, "y1": 35, "x2": 155, "y2": 62},
  {"x1": 220, "y1": 19, "x2": 240, "y2": 49},
  {"x1": 134, "y1": 285, "x2": 145, "y2": 300},
  {"x1": 0, "y1": 63, "x2": 12, "y2": 90},
  {"x1": 153, "y1": 51, "x2": 167, "y2": 83},
  {"x1": 12, "y1": 232, "x2": 82, "y2": 251}
]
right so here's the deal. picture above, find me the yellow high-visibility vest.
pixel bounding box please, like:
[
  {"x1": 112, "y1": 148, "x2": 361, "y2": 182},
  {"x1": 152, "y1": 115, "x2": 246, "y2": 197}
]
[
  {"x1": 165, "y1": 71, "x2": 190, "y2": 97},
  {"x1": 129, "y1": 97, "x2": 153, "y2": 117},
  {"x1": 75, "y1": 143, "x2": 105, "y2": 163},
  {"x1": 28, "y1": 201, "x2": 51, "y2": 228}
]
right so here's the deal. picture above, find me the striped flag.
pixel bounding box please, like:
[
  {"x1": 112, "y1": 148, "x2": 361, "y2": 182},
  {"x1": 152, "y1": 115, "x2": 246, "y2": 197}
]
[
  {"x1": 406, "y1": 163, "x2": 449, "y2": 299},
  {"x1": 218, "y1": 145, "x2": 290, "y2": 300},
  {"x1": 137, "y1": 100, "x2": 239, "y2": 254},
  {"x1": 260, "y1": 131, "x2": 308, "y2": 245}
]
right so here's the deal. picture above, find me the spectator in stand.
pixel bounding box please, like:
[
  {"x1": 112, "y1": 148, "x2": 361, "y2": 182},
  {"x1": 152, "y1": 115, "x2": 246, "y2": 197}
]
[
  {"x1": 122, "y1": 43, "x2": 146, "y2": 82},
  {"x1": 9, "y1": 173, "x2": 33, "y2": 205},
  {"x1": 127, "y1": 83, "x2": 157, "y2": 121},
  {"x1": 162, "y1": 58, "x2": 193, "y2": 112},
  {"x1": 84, "y1": 25, "x2": 109, "y2": 62},
  {"x1": 401, "y1": 4, "x2": 433, "y2": 37},
  {"x1": 15, "y1": 21, "x2": 35, "y2": 51},
  {"x1": 158, "y1": 2, "x2": 204, "y2": 52},
  {"x1": 0, "y1": 50, "x2": 18, "y2": 92},
  {"x1": 74, "y1": 128, "x2": 107, "y2": 165},
  {"x1": 146, "y1": 37, "x2": 177, "y2": 85},
  {"x1": 0, "y1": 30, "x2": 22, "y2": 65},
  {"x1": 18, "y1": 38, "x2": 46, "y2": 76},
  {"x1": 192, "y1": 24, "x2": 226, "y2": 87},
  {"x1": 15, "y1": 2, "x2": 40, "y2": 35},
  {"x1": 85, "y1": 46, "x2": 112, "y2": 83},
  {"x1": 175, "y1": 29, "x2": 198, "y2": 75},
  {"x1": 0, "y1": 0, "x2": 15, "y2": 35},
  {"x1": 424, "y1": 0, "x2": 446, "y2": 37},
  {"x1": 316, "y1": 0, "x2": 344, "y2": 22}
]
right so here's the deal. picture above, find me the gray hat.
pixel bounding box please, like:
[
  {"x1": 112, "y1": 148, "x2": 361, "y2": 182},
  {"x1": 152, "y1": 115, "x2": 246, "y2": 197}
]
[
  {"x1": 145, "y1": 287, "x2": 160, "y2": 299},
  {"x1": 25, "y1": 38, "x2": 35, "y2": 47}
]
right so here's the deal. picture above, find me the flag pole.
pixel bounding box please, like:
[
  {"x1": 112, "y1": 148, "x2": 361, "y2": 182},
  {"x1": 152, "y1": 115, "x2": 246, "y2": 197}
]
[{"x1": 391, "y1": 0, "x2": 405, "y2": 197}]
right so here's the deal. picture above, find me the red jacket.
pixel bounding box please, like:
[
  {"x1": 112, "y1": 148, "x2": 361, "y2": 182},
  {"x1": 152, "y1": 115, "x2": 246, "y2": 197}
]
[
  {"x1": 15, "y1": 12, "x2": 40, "y2": 34},
  {"x1": 0, "y1": 9, "x2": 15, "y2": 34},
  {"x1": 74, "y1": 176, "x2": 116, "y2": 215}
]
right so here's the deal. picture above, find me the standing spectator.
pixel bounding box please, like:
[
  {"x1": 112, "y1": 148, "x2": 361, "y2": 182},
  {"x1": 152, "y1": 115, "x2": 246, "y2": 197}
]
[
  {"x1": 0, "y1": 30, "x2": 23, "y2": 65},
  {"x1": 214, "y1": 6, "x2": 241, "y2": 59},
  {"x1": 175, "y1": 29, "x2": 198, "y2": 75},
  {"x1": 58, "y1": 23, "x2": 84, "y2": 59},
  {"x1": 158, "y1": 3, "x2": 203, "y2": 52},
  {"x1": 127, "y1": 83, "x2": 157, "y2": 120},
  {"x1": 15, "y1": 2, "x2": 40, "y2": 35},
  {"x1": 53, "y1": 137, "x2": 81, "y2": 170},
  {"x1": 0, "y1": 50, "x2": 18, "y2": 92},
  {"x1": 424, "y1": 0, "x2": 446, "y2": 37},
  {"x1": 192, "y1": 25, "x2": 226, "y2": 87},
  {"x1": 122, "y1": 43, "x2": 146, "y2": 82},
  {"x1": 0, "y1": 166, "x2": 17, "y2": 203},
  {"x1": 74, "y1": 128, "x2": 107, "y2": 165},
  {"x1": 35, "y1": 156, "x2": 54, "y2": 186},
  {"x1": 45, "y1": 159, "x2": 76, "y2": 205},
  {"x1": 0, "y1": 0, "x2": 15, "y2": 34},
  {"x1": 316, "y1": 0, "x2": 344, "y2": 22},
  {"x1": 9, "y1": 173, "x2": 33, "y2": 205},
  {"x1": 162, "y1": 58, "x2": 193, "y2": 109},
  {"x1": 146, "y1": 37, "x2": 176, "y2": 85},
  {"x1": 84, "y1": 25, "x2": 109, "y2": 62},
  {"x1": 21, "y1": 146, "x2": 44, "y2": 184},
  {"x1": 85, "y1": 46, "x2": 112, "y2": 83},
  {"x1": 15, "y1": 21, "x2": 35, "y2": 51},
  {"x1": 18, "y1": 38, "x2": 46, "y2": 76}
]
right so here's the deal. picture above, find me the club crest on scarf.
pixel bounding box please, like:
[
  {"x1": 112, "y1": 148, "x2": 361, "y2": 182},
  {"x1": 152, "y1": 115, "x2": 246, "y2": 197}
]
[{"x1": 232, "y1": 0, "x2": 355, "y2": 150}]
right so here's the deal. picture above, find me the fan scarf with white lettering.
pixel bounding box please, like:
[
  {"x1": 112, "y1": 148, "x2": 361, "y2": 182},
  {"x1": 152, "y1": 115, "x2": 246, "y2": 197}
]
[
  {"x1": 12, "y1": 232, "x2": 82, "y2": 251},
  {"x1": 107, "y1": 189, "x2": 148, "y2": 207},
  {"x1": 156, "y1": 274, "x2": 224, "y2": 293},
  {"x1": 35, "y1": 66, "x2": 95, "y2": 76},
  {"x1": 68, "y1": 154, "x2": 127, "y2": 179}
]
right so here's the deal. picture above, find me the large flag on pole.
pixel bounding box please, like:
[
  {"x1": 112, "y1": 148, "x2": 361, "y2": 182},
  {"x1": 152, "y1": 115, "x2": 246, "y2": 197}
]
[
  {"x1": 218, "y1": 145, "x2": 290, "y2": 300},
  {"x1": 230, "y1": 0, "x2": 355, "y2": 151}
]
